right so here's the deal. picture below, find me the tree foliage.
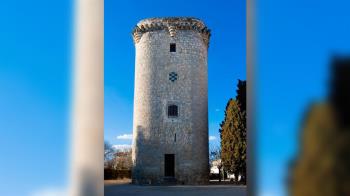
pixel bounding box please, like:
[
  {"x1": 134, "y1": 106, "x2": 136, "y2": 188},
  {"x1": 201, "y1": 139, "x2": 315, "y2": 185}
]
[
  {"x1": 105, "y1": 141, "x2": 115, "y2": 162},
  {"x1": 289, "y1": 58, "x2": 350, "y2": 195},
  {"x1": 114, "y1": 149, "x2": 132, "y2": 170},
  {"x1": 104, "y1": 141, "x2": 132, "y2": 170},
  {"x1": 219, "y1": 80, "x2": 246, "y2": 182},
  {"x1": 236, "y1": 80, "x2": 246, "y2": 113},
  {"x1": 289, "y1": 103, "x2": 350, "y2": 196}
]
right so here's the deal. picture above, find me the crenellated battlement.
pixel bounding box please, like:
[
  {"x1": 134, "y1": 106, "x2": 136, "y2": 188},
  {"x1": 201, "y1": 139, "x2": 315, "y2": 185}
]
[{"x1": 132, "y1": 17, "x2": 211, "y2": 47}]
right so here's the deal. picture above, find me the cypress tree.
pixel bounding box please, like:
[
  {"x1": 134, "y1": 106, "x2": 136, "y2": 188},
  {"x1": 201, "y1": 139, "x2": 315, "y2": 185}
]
[{"x1": 220, "y1": 80, "x2": 247, "y2": 183}]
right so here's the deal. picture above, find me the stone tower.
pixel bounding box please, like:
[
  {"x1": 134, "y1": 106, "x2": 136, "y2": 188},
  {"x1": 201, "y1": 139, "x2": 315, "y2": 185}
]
[{"x1": 131, "y1": 17, "x2": 211, "y2": 185}]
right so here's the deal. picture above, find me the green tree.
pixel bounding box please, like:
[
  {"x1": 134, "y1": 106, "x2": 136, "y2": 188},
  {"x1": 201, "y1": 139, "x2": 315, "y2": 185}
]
[
  {"x1": 236, "y1": 80, "x2": 246, "y2": 113},
  {"x1": 220, "y1": 80, "x2": 246, "y2": 183}
]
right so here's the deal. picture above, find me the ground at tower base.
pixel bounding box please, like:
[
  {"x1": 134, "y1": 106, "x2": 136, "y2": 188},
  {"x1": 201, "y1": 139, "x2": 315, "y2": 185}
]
[{"x1": 105, "y1": 180, "x2": 247, "y2": 196}]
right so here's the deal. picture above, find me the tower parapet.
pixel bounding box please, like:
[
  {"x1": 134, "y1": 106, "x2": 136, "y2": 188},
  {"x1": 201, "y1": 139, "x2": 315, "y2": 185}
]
[{"x1": 132, "y1": 17, "x2": 211, "y2": 47}]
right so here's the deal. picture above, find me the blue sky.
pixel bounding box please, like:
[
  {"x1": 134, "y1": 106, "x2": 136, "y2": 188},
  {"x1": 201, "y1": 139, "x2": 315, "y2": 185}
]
[
  {"x1": 104, "y1": 0, "x2": 246, "y2": 150},
  {"x1": 0, "y1": 0, "x2": 71, "y2": 195},
  {"x1": 257, "y1": 0, "x2": 350, "y2": 195}
]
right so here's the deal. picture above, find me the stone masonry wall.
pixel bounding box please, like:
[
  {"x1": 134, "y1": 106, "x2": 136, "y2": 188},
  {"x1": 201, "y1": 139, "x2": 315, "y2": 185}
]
[{"x1": 131, "y1": 17, "x2": 210, "y2": 184}]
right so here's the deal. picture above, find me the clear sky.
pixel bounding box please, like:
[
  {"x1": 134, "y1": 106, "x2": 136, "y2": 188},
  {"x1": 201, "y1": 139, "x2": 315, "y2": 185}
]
[
  {"x1": 0, "y1": 0, "x2": 71, "y2": 195},
  {"x1": 257, "y1": 0, "x2": 350, "y2": 195},
  {"x1": 104, "y1": 0, "x2": 246, "y2": 151}
]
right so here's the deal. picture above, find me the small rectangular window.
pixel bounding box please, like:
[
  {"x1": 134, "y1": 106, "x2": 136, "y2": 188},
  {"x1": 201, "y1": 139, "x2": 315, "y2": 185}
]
[
  {"x1": 168, "y1": 105, "x2": 178, "y2": 117},
  {"x1": 170, "y1": 43, "x2": 176, "y2": 52}
]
